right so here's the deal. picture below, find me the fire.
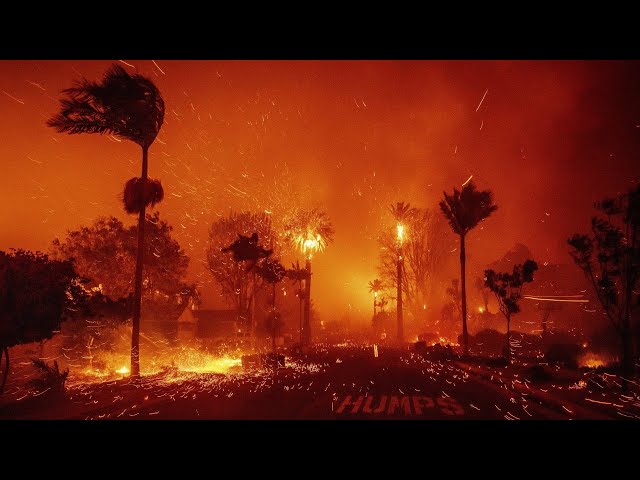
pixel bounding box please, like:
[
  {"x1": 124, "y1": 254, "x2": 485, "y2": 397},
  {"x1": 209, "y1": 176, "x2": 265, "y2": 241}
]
[
  {"x1": 294, "y1": 231, "x2": 326, "y2": 258},
  {"x1": 425, "y1": 336, "x2": 460, "y2": 347},
  {"x1": 396, "y1": 224, "x2": 404, "y2": 243},
  {"x1": 175, "y1": 354, "x2": 242, "y2": 374},
  {"x1": 579, "y1": 352, "x2": 612, "y2": 369},
  {"x1": 478, "y1": 306, "x2": 484, "y2": 313},
  {"x1": 116, "y1": 366, "x2": 130, "y2": 376}
]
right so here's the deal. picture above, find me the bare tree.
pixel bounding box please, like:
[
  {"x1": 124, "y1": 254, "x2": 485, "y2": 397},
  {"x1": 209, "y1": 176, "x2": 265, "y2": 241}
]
[{"x1": 378, "y1": 208, "x2": 448, "y2": 327}]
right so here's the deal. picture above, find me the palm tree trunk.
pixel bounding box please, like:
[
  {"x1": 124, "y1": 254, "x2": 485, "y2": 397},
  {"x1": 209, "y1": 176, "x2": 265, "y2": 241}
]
[
  {"x1": 131, "y1": 145, "x2": 148, "y2": 378},
  {"x1": 506, "y1": 316, "x2": 511, "y2": 363},
  {"x1": 1, "y1": 346, "x2": 9, "y2": 394},
  {"x1": 397, "y1": 248, "x2": 404, "y2": 342},
  {"x1": 299, "y1": 281, "x2": 303, "y2": 344},
  {"x1": 373, "y1": 298, "x2": 376, "y2": 322},
  {"x1": 303, "y1": 259, "x2": 312, "y2": 344},
  {"x1": 460, "y1": 234, "x2": 469, "y2": 356}
]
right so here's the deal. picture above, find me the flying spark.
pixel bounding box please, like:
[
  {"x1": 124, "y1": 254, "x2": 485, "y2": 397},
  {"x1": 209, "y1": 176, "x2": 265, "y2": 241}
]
[{"x1": 475, "y1": 88, "x2": 489, "y2": 112}]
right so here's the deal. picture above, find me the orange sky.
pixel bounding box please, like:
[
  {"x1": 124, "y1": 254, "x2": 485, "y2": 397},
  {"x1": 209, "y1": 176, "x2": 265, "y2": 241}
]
[{"x1": 1, "y1": 60, "x2": 639, "y2": 322}]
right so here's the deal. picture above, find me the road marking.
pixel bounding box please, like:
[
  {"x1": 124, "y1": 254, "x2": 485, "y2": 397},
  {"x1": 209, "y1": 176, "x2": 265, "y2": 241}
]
[{"x1": 334, "y1": 395, "x2": 464, "y2": 416}]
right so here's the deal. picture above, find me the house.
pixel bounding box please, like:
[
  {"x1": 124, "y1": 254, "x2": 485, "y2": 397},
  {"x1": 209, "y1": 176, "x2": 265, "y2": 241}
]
[{"x1": 177, "y1": 306, "x2": 245, "y2": 341}]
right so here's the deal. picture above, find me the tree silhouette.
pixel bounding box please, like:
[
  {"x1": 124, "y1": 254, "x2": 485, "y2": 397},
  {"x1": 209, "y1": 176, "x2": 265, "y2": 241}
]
[
  {"x1": 368, "y1": 279, "x2": 384, "y2": 319},
  {"x1": 484, "y1": 260, "x2": 538, "y2": 362},
  {"x1": 0, "y1": 250, "x2": 88, "y2": 393},
  {"x1": 51, "y1": 213, "x2": 189, "y2": 301},
  {"x1": 48, "y1": 64, "x2": 165, "y2": 378},
  {"x1": 222, "y1": 232, "x2": 273, "y2": 270},
  {"x1": 208, "y1": 212, "x2": 274, "y2": 336},
  {"x1": 387, "y1": 201, "x2": 417, "y2": 342},
  {"x1": 286, "y1": 261, "x2": 309, "y2": 343},
  {"x1": 255, "y1": 257, "x2": 287, "y2": 352},
  {"x1": 440, "y1": 181, "x2": 498, "y2": 355},
  {"x1": 284, "y1": 208, "x2": 334, "y2": 344},
  {"x1": 378, "y1": 208, "x2": 448, "y2": 326},
  {"x1": 568, "y1": 185, "x2": 640, "y2": 373}
]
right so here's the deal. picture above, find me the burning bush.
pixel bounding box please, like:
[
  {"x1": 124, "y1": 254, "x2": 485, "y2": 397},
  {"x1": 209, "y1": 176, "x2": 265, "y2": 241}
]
[
  {"x1": 545, "y1": 343, "x2": 580, "y2": 369},
  {"x1": 29, "y1": 359, "x2": 69, "y2": 395}
]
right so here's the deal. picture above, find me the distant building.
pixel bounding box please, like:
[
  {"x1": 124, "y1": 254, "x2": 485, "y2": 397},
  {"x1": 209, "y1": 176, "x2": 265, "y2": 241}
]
[{"x1": 177, "y1": 306, "x2": 247, "y2": 341}]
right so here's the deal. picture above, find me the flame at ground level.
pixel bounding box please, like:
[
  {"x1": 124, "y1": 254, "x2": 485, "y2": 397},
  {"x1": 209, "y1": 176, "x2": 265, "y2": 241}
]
[
  {"x1": 579, "y1": 352, "x2": 615, "y2": 369},
  {"x1": 71, "y1": 337, "x2": 245, "y2": 385}
]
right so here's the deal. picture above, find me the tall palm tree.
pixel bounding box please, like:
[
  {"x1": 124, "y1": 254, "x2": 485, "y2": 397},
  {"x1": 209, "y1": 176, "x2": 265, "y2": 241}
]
[
  {"x1": 389, "y1": 201, "x2": 416, "y2": 342},
  {"x1": 287, "y1": 261, "x2": 309, "y2": 343},
  {"x1": 48, "y1": 64, "x2": 165, "y2": 377},
  {"x1": 440, "y1": 181, "x2": 497, "y2": 355},
  {"x1": 368, "y1": 279, "x2": 383, "y2": 318},
  {"x1": 284, "y1": 208, "x2": 334, "y2": 344}
]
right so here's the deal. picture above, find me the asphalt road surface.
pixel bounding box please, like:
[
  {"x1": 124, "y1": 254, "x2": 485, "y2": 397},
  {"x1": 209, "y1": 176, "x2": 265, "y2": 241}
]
[{"x1": 1, "y1": 345, "x2": 572, "y2": 420}]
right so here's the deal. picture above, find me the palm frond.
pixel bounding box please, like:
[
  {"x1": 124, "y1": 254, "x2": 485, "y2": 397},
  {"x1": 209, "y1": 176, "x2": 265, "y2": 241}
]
[
  {"x1": 389, "y1": 201, "x2": 416, "y2": 223},
  {"x1": 440, "y1": 181, "x2": 497, "y2": 236},
  {"x1": 122, "y1": 177, "x2": 164, "y2": 214},
  {"x1": 283, "y1": 207, "x2": 335, "y2": 255},
  {"x1": 47, "y1": 63, "x2": 165, "y2": 148},
  {"x1": 368, "y1": 278, "x2": 383, "y2": 293}
]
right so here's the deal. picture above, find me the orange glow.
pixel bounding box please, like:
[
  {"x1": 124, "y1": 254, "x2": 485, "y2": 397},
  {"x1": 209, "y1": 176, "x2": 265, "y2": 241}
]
[
  {"x1": 579, "y1": 352, "x2": 612, "y2": 369},
  {"x1": 0, "y1": 60, "x2": 637, "y2": 322},
  {"x1": 294, "y1": 232, "x2": 326, "y2": 259},
  {"x1": 396, "y1": 224, "x2": 405, "y2": 244}
]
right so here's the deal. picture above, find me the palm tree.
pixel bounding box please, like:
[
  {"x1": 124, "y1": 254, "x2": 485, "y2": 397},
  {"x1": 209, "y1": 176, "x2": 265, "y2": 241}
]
[
  {"x1": 368, "y1": 279, "x2": 383, "y2": 319},
  {"x1": 48, "y1": 64, "x2": 165, "y2": 377},
  {"x1": 440, "y1": 181, "x2": 497, "y2": 355},
  {"x1": 284, "y1": 208, "x2": 334, "y2": 344},
  {"x1": 389, "y1": 201, "x2": 416, "y2": 342},
  {"x1": 255, "y1": 257, "x2": 287, "y2": 352},
  {"x1": 287, "y1": 261, "x2": 309, "y2": 343}
]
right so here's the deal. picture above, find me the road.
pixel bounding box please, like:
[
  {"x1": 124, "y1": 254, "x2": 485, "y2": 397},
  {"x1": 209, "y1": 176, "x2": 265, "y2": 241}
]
[{"x1": 2, "y1": 344, "x2": 577, "y2": 420}]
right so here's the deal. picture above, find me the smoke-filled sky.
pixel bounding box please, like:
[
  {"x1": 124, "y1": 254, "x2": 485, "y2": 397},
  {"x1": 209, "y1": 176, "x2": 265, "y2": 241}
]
[{"x1": 1, "y1": 60, "x2": 638, "y2": 320}]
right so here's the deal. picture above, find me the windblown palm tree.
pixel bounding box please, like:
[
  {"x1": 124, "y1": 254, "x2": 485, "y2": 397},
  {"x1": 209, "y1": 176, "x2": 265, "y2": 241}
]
[
  {"x1": 440, "y1": 181, "x2": 497, "y2": 355},
  {"x1": 47, "y1": 64, "x2": 165, "y2": 377},
  {"x1": 368, "y1": 278, "x2": 383, "y2": 318},
  {"x1": 388, "y1": 201, "x2": 416, "y2": 342}
]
